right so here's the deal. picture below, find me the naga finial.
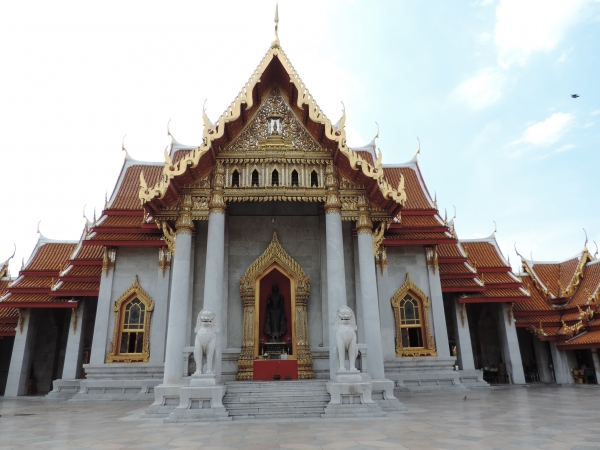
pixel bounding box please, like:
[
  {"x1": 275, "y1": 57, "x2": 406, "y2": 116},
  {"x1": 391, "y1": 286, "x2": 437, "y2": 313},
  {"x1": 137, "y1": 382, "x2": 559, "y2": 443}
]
[{"x1": 271, "y1": 3, "x2": 280, "y2": 48}]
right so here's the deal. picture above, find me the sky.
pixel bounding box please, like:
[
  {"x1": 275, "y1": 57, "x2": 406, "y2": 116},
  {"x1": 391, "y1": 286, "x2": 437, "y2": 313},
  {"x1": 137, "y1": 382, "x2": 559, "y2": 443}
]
[{"x1": 0, "y1": 0, "x2": 599, "y2": 274}]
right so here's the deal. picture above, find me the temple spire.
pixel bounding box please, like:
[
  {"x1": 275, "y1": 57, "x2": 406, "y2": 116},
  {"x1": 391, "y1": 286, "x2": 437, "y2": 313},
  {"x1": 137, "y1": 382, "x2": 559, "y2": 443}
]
[{"x1": 271, "y1": 3, "x2": 280, "y2": 48}]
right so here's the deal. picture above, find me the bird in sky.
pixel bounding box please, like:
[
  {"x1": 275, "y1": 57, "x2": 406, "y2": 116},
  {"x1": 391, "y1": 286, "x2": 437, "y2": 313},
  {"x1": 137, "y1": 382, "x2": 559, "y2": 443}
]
[{"x1": 571, "y1": 94, "x2": 580, "y2": 98}]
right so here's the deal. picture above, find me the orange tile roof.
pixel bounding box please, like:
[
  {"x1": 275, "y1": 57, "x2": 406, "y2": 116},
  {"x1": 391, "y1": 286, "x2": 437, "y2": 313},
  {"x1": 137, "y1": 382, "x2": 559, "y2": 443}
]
[
  {"x1": 560, "y1": 330, "x2": 600, "y2": 347},
  {"x1": 89, "y1": 233, "x2": 163, "y2": 241},
  {"x1": 25, "y1": 243, "x2": 78, "y2": 272},
  {"x1": 441, "y1": 278, "x2": 482, "y2": 289},
  {"x1": 64, "y1": 265, "x2": 102, "y2": 277},
  {"x1": 0, "y1": 323, "x2": 16, "y2": 333},
  {"x1": 0, "y1": 280, "x2": 9, "y2": 297},
  {"x1": 439, "y1": 263, "x2": 476, "y2": 275},
  {"x1": 481, "y1": 272, "x2": 520, "y2": 285},
  {"x1": 111, "y1": 164, "x2": 162, "y2": 210},
  {"x1": 399, "y1": 215, "x2": 444, "y2": 228},
  {"x1": 10, "y1": 277, "x2": 54, "y2": 289},
  {"x1": 515, "y1": 315, "x2": 561, "y2": 324},
  {"x1": 385, "y1": 232, "x2": 453, "y2": 241},
  {"x1": 513, "y1": 277, "x2": 553, "y2": 312},
  {"x1": 569, "y1": 262, "x2": 600, "y2": 307},
  {"x1": 54, "y1": 282, "x2": 99, "y2": 293},
  {"x1": 438, "y1": 243, "x2": 466, "y2": 259},
  {"x1": 477, "y1": 288, "x2": 529, "y2": 298},
  {"x1": 536, "y1": 326, "x2": 561, "y2": 337},
  {"x1": 72, "y1": 245, "x2": 104, "y2": 260},
  {"x1": 461, "y1": 241, "x2": 507, "y2": 268},
  {"x1": 383, "y1": 166, "x2": 434, "y2": 211},
  {"x1": 0, "y1": 308, "x2": 18, "y2": 319},
  {"x1": 97, "y1": 215, "x2": 145, "y2": 228},
  {"x1": 1, "y1": 293, "x2": 52, "y2": 303}
]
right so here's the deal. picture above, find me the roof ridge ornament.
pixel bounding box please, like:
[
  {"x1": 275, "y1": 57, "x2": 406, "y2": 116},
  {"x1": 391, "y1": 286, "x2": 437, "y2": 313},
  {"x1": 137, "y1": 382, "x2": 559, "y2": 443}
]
[
  {"x1": 271, "y1": 3, "x2": 280, "y2": 48},
  {"x1": 583, "y1": 228, "x2": 589, "y2": 251},
  {"x1": 413, "y1": 137, "x2": 421, "y2": 160}
]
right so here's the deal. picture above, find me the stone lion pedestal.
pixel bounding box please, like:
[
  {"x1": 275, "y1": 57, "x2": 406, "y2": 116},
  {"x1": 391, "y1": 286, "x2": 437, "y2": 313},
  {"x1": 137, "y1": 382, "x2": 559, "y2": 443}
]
[{"x1": 164, "y1": 374, "x2": 230, "y2": 422}]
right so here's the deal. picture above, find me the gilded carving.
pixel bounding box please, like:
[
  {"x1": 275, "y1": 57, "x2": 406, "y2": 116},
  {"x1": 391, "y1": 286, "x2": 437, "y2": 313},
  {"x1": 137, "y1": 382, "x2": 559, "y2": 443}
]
[
  {"x1": 372, "y1": 221, "x2": 390, "y2": 257},
  {"x1": 158, "y1": 246, "x2": 171, "y2": 277},
  {"x1": 226, "y1": 88, "x2": 321, "y2": 153},
  {"x1": 209, "y1": 162, "x2": 226, "y2": 214},
  {"x1": 324, "y1": 163, "x2": 341, "y2": 214},
  {"x1": 102, "y1": 247, "x2": 116, "y2": 277},
  {"x1": 375, "y1": 246, "x2": 387, "y2": 275},
  {"x1": 391, "y1": 274, "x2": 437, "y2": 357},
  {"x1": 175, "y1": 194, "x2": 194, "y2": 234},
  {"x1": 157, "y1": 220, "x2": 176, "y2": 255},
  {"x1": 107, "y1": 276, "x2": 155, "y2": 363},
  {"x1": 237, "y1": 232, "x2": 313, "y2": 380},
  {"x1": 425, "y1": 245, "x2": 439, "y2": 274},
  {"x1": 356, "y1": 196, "x2": 373, "y2": 235}
]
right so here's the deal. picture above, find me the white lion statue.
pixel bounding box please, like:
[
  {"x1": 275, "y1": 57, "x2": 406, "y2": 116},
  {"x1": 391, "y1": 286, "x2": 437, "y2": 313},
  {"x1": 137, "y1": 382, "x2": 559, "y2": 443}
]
[
  {"x1": 334, "y1": 306, "x2": 358, "y2": 372},
  {"x1": 193, "y1": 308, "x2": 219, "y2": 375}
]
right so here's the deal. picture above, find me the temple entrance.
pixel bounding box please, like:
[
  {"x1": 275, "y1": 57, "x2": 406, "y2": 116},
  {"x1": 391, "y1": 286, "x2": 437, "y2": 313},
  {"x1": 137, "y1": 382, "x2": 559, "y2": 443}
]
[
  {"x1": 237, "y1": 232, "x2": 314, "y2": 380},
  {"x1": 254, "y1": 265, "x2": 298, "y2": 380}
]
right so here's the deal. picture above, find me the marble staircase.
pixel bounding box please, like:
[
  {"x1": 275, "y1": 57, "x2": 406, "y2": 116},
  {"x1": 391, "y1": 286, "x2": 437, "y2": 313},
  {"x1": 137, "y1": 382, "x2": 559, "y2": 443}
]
[{"x1": 223, "y1": 380, "x2": 330, "y2": 419}]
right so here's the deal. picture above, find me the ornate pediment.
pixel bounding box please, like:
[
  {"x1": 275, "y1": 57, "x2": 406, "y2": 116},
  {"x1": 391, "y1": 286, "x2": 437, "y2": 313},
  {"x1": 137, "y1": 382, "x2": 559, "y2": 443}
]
[{"x1": 224, "y1": 88, "x2": 322, "y2": 154}]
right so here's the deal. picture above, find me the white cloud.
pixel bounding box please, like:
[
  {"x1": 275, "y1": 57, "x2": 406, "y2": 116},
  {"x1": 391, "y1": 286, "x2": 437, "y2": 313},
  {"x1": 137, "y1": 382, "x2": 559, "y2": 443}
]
[
  {"x1": 451, "y1": 67, "x2": 506, "y2": 109},
  {"x1": 555, "y1": 144, "x2": 575, "y2": 153},
  {"x1": 495, "y1": 0, "x2": 590, "y2": 68},
  {"x1": 478, "y1": 32, "x2": 492, "y2": 43},
  {"x1": 591, "y1": 110, "x2": 600, "y2": 116},
  {"x1": 509, "y1": 113, "x2": 574, "y2": 155}
]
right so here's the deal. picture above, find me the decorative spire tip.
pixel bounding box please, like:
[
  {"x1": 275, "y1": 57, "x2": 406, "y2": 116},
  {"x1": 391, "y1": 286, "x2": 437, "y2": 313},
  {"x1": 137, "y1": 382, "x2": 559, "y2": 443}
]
[{"x1": 271, "y1": 3, "x2": 280, "y2": 48}]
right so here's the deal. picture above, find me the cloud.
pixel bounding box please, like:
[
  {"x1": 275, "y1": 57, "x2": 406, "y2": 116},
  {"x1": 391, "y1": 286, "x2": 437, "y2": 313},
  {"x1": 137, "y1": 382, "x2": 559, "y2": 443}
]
[
  {"x1": 520, "y1": 113, "x2": 574, "y2": 146},
  {"x1": 555, "y1": 144, "x2": 575, "y2": 153},
  {"x1": 451, "y1": 67, "x2": 506, "y2": 109},
  {"x1": 495, "y1": 0, "x2": 590, "y2": 68}
]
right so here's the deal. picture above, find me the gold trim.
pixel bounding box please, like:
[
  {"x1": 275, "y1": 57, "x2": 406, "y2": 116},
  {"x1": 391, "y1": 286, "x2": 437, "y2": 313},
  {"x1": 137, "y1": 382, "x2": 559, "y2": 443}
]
[
  {"x1": 425, "y1": 245, "x2": 438, "y2": 275},
  {"x1": 237, "y1": 232, "x2": 313, "y2": 380},
  {"x1": 158, "y1": 247, "x2": 171, "y2": 277},
  {"x1": 372, "y1": 221, "x2": 390, "y2": 257},
  {"x1": 102, "y1": 247, "x2": 116, "y2": 277},
  {"x1": 175, "y1": 195, "x2": 194, "y2": 234},
  {"x1": 138, "y1": 46, "x2": 407, "y2": 209},
  {"x1": 324, "y1": 163, "x2": 341, "y2": 214},
  {"x1": 391, "y1": 274, "x2": 437, "y2": 357},
  {"x1": 355, "y1": 195, "x2": 372, "y2": 235},
  {"x1": 106, "y1": 276, "x2": 155, "y2": 363},
  {"x1": 375, "y1": 246, "x2": 387, "y2": 275},
  {"x1": 209, "y1": 162, "x2": 226, "y2": 214},
  {"x1": 157, "y1": 221, "x2": 176, "y2": 255}
]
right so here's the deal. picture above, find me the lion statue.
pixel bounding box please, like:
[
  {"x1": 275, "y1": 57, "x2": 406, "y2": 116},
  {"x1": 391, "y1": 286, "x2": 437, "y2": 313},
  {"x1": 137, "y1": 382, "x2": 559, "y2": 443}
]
[
  {"x1": 334, "y1": 306, "x2": 358, "y2": 372},
  {"x1": 193, "y1": 308, "x2": 219, "y2": 375}
]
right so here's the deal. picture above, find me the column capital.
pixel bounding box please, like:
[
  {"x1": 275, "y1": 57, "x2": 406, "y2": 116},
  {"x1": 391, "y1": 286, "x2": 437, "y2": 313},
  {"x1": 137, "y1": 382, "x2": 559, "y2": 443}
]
[
  {"x1": 175, "y1": 194, "x2": 194, "y2": 235},
  {"x1": 356, "y1": 195, "x2": 373, "y2": 235},
  {"x1": 209, "y1": 162, "x2": 226, "y2": 214},
  {"x1": 324, "y1": 163, "x2": 341, "y2": 214}
]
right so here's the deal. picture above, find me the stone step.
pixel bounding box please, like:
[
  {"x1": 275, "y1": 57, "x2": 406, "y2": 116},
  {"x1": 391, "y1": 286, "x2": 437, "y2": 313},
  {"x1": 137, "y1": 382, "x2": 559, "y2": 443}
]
[{"x1": 224, "y1": 397, "x2": 330, "y2": 405}]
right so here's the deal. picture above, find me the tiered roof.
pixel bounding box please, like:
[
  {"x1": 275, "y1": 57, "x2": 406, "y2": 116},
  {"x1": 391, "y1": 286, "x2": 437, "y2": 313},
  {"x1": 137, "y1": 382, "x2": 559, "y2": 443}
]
[
  {"x1": 0, "y1": 234, "x2": 79, "y2": 308},
  {"x1": 514, "y1": 247, "x2": 600, "y2": 350},
  {"x1": 0, "y1": 255, "x2": 17, "y2": 336}
]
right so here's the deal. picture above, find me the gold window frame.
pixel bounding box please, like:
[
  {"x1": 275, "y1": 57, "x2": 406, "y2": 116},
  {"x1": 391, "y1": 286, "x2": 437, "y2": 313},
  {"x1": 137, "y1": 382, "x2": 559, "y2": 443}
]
[
  {"x1": 391, "y1": 274, "x2": 437, "y2": 357},
  {"x1": 107, "y1": 276, "x2": 154, "y2": 363}
]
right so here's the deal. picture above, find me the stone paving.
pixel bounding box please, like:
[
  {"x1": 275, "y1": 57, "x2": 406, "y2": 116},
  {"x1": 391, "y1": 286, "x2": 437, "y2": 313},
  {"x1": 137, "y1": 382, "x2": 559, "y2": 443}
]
[{"x1": 1, "y1": 385, "x2": 600, "y2": 449}]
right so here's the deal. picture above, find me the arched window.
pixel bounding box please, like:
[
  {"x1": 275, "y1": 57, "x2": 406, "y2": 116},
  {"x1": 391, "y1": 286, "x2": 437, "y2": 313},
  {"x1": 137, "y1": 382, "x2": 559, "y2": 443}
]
[
  {"x1": 391, "y1": 274, "x2": 436, "y2": 357},
  {"x1": 232, "y1": 170, "x2": 240, "y2": 187},
  {"x1": 107, "y1": 276, "x2": 154, "y2": 363},
  {"x1": 291, "y1": 170, "x2": 299, "y2": 187},
  {"x1": 398, "y1": 294, "x2": 423, "y2": 348},
  {"x1": 251, "y1": 169, "x2": 259, "y2": 187},
  {"x1": 272, "y1": 169, "x2": 279, "y2": 186},
  {"x1": 310, "y1": 170, "x2": 318, "y2": 187}
]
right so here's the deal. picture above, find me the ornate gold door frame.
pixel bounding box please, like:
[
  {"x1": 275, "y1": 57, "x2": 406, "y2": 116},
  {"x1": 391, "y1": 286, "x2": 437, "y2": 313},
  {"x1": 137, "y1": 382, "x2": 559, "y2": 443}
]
[{"x1": 237, "y1": 232, "x2": 314, "y2": 380}]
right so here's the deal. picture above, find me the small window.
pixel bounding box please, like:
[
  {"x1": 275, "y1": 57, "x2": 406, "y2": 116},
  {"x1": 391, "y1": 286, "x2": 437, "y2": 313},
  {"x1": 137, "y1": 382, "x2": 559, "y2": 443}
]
[
  {"x1": 310, "y1": 170, "x2": 318, "y2": 187},
  {"x1": 399, "y1": 295, "x2": 423, "y2": 348},
  {"x1": 291, "y1": 170, "x2": 299, "y2": 187},
  {"x1": 232, "y1": 170, "x2": 240, "y2": 187},
  {"x1": 272, "y1": 169, "x2": 279, "y2": 186},
  {"x1": 120, "y1": 298, "x2": 146, "y2": 354},
  {"x1": 252, "y1": 169, "x2": 259, "y2": 187}
]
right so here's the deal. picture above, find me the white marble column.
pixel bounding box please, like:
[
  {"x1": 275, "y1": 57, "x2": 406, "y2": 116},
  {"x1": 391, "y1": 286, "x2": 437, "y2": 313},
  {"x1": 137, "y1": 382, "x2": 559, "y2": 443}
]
[
  {"x1": 89, "y1": 262, "x2": 115, "y2": 365},
  {"x1": 591, "y1": 349, "x2": 600, "y2": 385},
  {"x1": 549, "y1": 341, "x2": 573, "y2": 384},
  {"x1": 496, "y1": 302, "x2": 526, "y2": 384},
  {"x1": 61, "y1": 303, "x2": 86, "y2": 379},
  {"x1": 532, "y1": 337, "x2": 553, "y2": 383},
  {"x1": 325, "y1": 210, "x2": 347, "y2": 377},
  {"x1": 149, "y1": 251, "x2": 171, "y2": 365},
  {"x1": 163, "y1": 195, "x2": 194, "y2": 385},
  {"x1": 5, "y1": 309, "x2": 37, "y2": 397},
  {"x1": 375, "y1": 248, "x2": 396, "y2": 361},
  {"x1": 202, "y1": 211, "x2": 225, "y2": 381},
  {"x1": 451, "y1": 298, "x2": 475, "y2": 370},
  {"x1": 426, "y1": 248, "x2": 450, "y2": 358},
  {"x1": 355, "y1": 197, "x2": 385, "y2": 380}
]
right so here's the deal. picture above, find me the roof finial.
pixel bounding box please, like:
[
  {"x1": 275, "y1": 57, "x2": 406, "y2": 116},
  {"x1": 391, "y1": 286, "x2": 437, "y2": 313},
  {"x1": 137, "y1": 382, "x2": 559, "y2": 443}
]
[
  {"x1": 104, "y1": 191, "x2": 109, "y2": 209},
  {"x1": 414, "y1": 137, "x2": 421, "y2": 159},
  {"x1": 594, "y1": 241, "x2": 598, "y2": 259},
  {"x1": 444, "y1": 208, "x2": 448, "y2": 225},
  {"x1": 167, "y1": 118, "x2": 172, "y2": 137},
  {"x1": 451, "y1": 205, "x2": 457, "y2": 222},
  {"x1": 37, "y1": 220, "x2": 41, "y2": 235},
  {"x1": 514, "y1": 242, "x2": 524, "y2": 260},
  {"x1": 433, "y1": 191, "x2": 437, "y2": 209},
  {"x1": 493, "y1": 220, "x2": 497, "y2": 235},
  {"x1": 122, "y1": 135, "x2": 130, "y2": 160},
  {"x1": 271, "y1": 3, "x2": 280, "y2": 48},
  {"x1": 583, "y1": 228, "x2": 588, "y2": 250}
]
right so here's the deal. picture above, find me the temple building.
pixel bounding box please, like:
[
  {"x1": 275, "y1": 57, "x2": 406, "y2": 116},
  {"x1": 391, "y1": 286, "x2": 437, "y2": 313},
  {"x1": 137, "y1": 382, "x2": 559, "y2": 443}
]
[{"x1": 1, "y1": 12, "x2": 599, "y2": 418}]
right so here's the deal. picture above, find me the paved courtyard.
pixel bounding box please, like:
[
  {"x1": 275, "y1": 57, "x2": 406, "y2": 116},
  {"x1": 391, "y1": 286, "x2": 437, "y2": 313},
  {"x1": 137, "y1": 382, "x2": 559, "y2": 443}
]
[{"x1": 1, "y1": 386, "x2": 599, "y2": 449}]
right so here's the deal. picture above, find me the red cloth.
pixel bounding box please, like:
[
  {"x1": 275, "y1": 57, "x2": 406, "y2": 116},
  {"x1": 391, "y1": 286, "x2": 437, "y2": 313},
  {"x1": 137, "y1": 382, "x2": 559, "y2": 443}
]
[{"x1": 253, "y1": 360, "x2": 298, "y2": 380}]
